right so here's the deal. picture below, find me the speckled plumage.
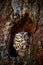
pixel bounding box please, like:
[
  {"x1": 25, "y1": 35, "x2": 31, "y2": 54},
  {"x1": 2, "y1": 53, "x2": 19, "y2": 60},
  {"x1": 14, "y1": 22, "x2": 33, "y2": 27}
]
[{"x1": 13, "y1": 32, "x2": 29, "y2": 57}]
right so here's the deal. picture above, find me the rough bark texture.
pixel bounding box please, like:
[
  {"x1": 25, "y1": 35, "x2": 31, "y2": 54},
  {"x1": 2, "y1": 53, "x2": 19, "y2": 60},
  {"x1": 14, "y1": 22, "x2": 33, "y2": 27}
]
[{"x1": 0, "y1": 0, "x2": 43, "y2": 65}]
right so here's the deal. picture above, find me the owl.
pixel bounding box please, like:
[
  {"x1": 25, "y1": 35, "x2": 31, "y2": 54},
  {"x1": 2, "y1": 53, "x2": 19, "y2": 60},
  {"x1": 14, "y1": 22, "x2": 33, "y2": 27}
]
[{"x1": 13, "y1": 32, "x2": 30, "y2": 57}]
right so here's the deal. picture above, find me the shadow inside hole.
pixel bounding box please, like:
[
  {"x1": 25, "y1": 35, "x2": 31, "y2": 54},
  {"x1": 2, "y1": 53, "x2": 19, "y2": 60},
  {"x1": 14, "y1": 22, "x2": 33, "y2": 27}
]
[
  {"x1": 7, "y1": 13, "x2": 32, "y2": 57},
  {"x1": 8, "y1": 39, "x2": 19, "y2": 57},
  {"x1": 0, "y1": 0, "x2": 3, "y2": 3}
]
